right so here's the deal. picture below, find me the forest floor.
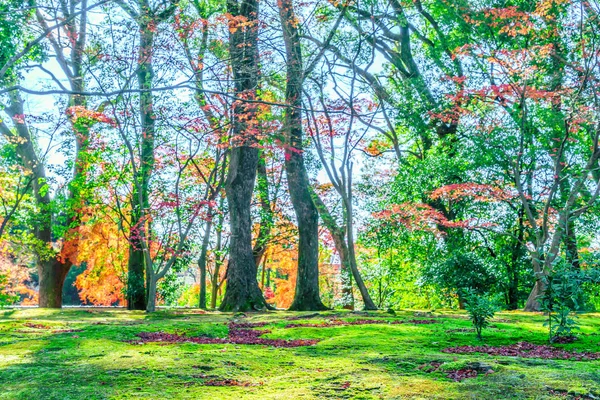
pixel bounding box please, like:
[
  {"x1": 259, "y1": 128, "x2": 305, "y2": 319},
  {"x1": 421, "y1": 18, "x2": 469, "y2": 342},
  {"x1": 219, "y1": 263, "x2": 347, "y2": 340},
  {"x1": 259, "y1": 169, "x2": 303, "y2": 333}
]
[{"x1": 0, "y1": 308, "x2": 599, "y2": 399}]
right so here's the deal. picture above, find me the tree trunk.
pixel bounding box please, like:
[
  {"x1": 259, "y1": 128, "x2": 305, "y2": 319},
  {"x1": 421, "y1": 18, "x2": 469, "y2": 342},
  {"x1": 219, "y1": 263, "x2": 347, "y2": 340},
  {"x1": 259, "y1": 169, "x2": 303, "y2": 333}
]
[
  {"x1": 127, "y1": 244, "x2": 146, "y2": 310},
  {"x1": 127, "y1": 16, "x2": 156, "y2": 311},
  {"x1": 198, "y1": 216, "x2": 213, "y2": 309},
  {"x1": 524, "y1": 279, "x2": 546, "y2": 311},
  {"x1": 252, "y1": 155, "x2": 273, "y2": 268},
  {"x1": 506, "y1": 268, "x2": 519, "y2": 311},
  {"x1": 146, "y1": 275, "x2": 157, "y2": 313},
  {"x1": 524, "y1": 256, "x2": 545, "y2": 311},
  {"x1": 278, "y1": 0, "x2": 326, "y2": 311},
  {"x1": 38, "y1": 259, "x2": 71, "y2": 308},
  {"x1": 219, "y1": 0, "x2": 266, "y2": 312},
  {"x1": 221, "y1": 147, "x2": 267, "y2": 311},
  {"x1": 3, "y1": 90, "x2": 73, "y2": 309},
  {"x1": 338, "y1": 245, "x2": 355, "y2": 310},
  {"x1": 564, "y1": 220, "x2": 580, "y2": 270},
  {"x1": 346, "y1": 206, "x2": 377, "y2": 310},
  {"x1": 210, "y1": 205, "x2": 224, "y2": 309},
  {"x1": 507, "y1": 209, "x2": 525, "y2": 310},
  {"x1": 310, "y1": 189, "x2": 354, "y2": 309}
]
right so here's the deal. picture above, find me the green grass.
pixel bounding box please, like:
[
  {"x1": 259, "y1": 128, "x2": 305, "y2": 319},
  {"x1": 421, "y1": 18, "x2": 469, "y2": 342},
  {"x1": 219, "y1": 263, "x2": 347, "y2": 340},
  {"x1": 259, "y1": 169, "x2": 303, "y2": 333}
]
[{"x1": 0, "y1": 308, "x2": 599, "y2": 399}]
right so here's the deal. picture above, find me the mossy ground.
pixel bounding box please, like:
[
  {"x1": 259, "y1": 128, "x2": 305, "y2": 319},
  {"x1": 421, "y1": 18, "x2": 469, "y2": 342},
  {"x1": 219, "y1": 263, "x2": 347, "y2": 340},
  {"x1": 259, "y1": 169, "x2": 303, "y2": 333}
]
[{"x1": 0, "y1": 308, "x2": 599, "y2": 399}]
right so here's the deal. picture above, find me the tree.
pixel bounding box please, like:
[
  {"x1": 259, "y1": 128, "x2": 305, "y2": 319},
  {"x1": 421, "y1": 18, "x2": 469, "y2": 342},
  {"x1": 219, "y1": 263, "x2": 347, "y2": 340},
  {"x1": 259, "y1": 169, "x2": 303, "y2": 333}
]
[
  {"x1": 278, "y1": 0, "x2": 326, "y2": 311},
  {"x1": 306, "y1": 90, "x2": 377, "y2": 310},
  {"x1": 219, "y1": 0, "x2": 267, "y2": 311},
  {"x1": 117, "y1": 0, "x2": 178, "y2": 311}
]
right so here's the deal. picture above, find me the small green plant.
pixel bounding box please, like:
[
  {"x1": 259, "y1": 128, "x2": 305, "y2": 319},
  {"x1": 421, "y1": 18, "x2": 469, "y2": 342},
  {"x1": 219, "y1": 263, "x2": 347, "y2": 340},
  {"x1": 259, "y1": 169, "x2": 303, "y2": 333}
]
[
  {"x1": 539, "y1": 268, "x2": 583, "y2": 343},
  {"x1": 463, "y1": 289, "x2": 498, "y2": 340}
]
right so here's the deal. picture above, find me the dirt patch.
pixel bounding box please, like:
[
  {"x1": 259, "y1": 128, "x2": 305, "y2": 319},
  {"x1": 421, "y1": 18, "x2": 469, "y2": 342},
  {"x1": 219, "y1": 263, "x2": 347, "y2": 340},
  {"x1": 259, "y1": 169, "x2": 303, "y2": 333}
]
[
  {"x1": 52, "y1": 329, "x2": 83, "y2": 334},
  {"x1": 130, "y1": 322, "x2": 319, "y2": 348},
  {"x1": 552, "y1": 336, "x2": 578, "y2": 344},
  {"x1": 443, "y1": 342, "x2": 600, "y2": 361},
  {"x1": 417, "y1": 361, "x2": 443, "y2": 373},
  {"x1": 446, "y1": 368, "x2": 479, "y2": 382},
  {"x1": 24, "y1": 323, "x2": 52, "y2": 329},
  {"x1": 418, "y1": 361, "x2": 494, "y2": 381}
]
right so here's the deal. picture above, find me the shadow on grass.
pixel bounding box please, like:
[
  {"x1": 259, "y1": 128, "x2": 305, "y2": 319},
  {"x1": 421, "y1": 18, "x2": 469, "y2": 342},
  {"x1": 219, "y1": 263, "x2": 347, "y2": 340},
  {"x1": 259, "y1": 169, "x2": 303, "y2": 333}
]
[{"x1": 1, "y1": 309, "x2": 600, "y2": 400}]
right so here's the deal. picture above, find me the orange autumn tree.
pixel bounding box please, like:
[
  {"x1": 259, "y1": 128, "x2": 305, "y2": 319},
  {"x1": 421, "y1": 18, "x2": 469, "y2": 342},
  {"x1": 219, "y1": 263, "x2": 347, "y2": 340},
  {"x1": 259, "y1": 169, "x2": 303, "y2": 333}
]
[
  {"x1": 72, "y1": 208, "x2": 128, "y2": 306},
  {"x1": 263, "y1": 223, "x2": 340, "y2": 309},
  {"x1": 0, "y1": 244, "x2": 37, "y2": 305},
  {"x1": 269, "y1": 243, "x2": 298, "y2": 309}
]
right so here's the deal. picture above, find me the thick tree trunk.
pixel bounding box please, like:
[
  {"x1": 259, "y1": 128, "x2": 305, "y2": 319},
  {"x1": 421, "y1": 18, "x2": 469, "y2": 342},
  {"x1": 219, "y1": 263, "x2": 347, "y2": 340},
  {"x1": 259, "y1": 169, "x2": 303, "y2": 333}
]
[
  {"x1": 127, "y1": 244, "x2": 146, "y2": 310},
  {"x1": 146, "y1": 276, "x2": 157, "y2": 313},
  {"x1": 219, "y1": 0, "x2": 266, "y2": 312},
  {"x1": 524, "y1": 279, "x2": 546, "y2": 311},
  {"x1": 287, "y1": 185, "x2": 326, "y2": 310},
  {"x1": 278, "y1": 0, "x2": 326, "y2": 311},
  {"x1": 524, "y1": 255, "x2": 545, "y2": 311},
  {"x1": 221, "y1": 148, "x2": 267, "y2": 311},
  {"x1": 38, "y1": 259, "x2": 71, "y2": 308}
]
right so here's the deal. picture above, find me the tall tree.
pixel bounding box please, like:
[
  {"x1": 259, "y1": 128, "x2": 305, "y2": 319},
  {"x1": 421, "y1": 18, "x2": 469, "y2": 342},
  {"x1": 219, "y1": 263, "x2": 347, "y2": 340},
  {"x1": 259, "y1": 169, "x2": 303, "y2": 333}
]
[
  {"x1": 278, "y1": 0, "x2": 326, "y2": 311},
  {"x1": 117, "y1": 0, "x2": 177, "y2": 310},
  {"x1": 0, "y1": 0, "x2": 99, "y2": 307},
  {"x1": 219, "y1": 0, "x2": 267, "y2": 311}
]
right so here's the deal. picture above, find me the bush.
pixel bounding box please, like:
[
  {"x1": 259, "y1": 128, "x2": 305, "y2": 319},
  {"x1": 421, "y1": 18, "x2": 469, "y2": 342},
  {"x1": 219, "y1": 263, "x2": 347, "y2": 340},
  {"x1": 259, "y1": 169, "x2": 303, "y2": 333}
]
[
  {"x1": 0, "y1": 274, "x2": 18, "y2": 308},
  {"x1": 463, "y1": 289, "x2": 498, "y2": 340},
  {"x1": 177, "y1": 284, "x2": 199, "y2": 307},
  {"x1": 424, "y1": 252, "x2": 499, "y2": 307},
  {"x1": 539, "y1": 267, "x2": 586, "y2": 343}
]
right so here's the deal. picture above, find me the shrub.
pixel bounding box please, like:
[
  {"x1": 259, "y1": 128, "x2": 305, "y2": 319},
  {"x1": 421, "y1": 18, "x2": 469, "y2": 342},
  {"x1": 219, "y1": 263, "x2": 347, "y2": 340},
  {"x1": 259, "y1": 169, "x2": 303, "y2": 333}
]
[
  {"x1": 539, "y1": 267, "x2": 585, "y2": 343},
  {"x1": 463, "y1": 289, "x2": 498, "y2": 340},
  {"x1": 424, "y1": 252, "x2": 499, "y2": 307},
  {"x1": 0, "y1": 274, "x2": 18, "y2": 308}
]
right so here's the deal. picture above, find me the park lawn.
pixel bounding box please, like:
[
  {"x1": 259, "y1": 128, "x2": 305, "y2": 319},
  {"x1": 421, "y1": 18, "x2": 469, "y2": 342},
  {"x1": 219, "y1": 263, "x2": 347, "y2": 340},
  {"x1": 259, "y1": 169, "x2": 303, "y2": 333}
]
[{"x1": 0, "y1": 308, "x2": 599, "y2": 399}]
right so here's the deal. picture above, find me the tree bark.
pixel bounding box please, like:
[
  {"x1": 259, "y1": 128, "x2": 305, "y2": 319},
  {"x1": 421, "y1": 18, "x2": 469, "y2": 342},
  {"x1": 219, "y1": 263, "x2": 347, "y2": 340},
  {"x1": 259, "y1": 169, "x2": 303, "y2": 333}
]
[
  {"x1": 506, "y1": 208, "x2": 525, "y2": 310},
  {"x1": 37, "y1": 259, "x2": 71, "y2": 307},
  {"x1": 564, "y1": 221, "x2": 580, "y2": 270},
  {"x1": 219, "y1": 0, "x2": 267, "y2": 312},
  {"x1": 127, "y1": 8, "x2": 157, "y2": 311},
  {"x1": 198, "y1": 215, "x2": 213, "y2": 309},
  {"x1": 345, "y1": 195, "x2": 377, "y2": 310},
  {"x1": 524, "y1": 279, "x2": 546, "y2": 312},
  {"x1": 4, "y1": 3, "x2": 91, "y2": 308},
  {"x1": 252, "y1": 155, "x2": 273, "y2": 267},
  {"x1": 524, "y1": 254, "x2": 545, "y2": 311},
  {"x1": 210, "y1": 199, "x2": 225, "y2": 309},
  {"x1": 310, "y1": 189, "x2": 355, "y2": 309},
  {"x1": 278, "y1": 0, "x2": 326, "y2": 311},
  {"x1": 146, "y1": 275, "x2": 157, "y2": 313}
]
